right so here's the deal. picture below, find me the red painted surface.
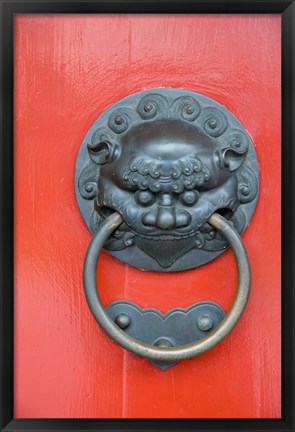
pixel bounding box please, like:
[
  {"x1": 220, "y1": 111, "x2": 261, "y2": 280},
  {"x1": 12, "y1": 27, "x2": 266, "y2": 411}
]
[{"x1": 14, "y1": 14, "x2": 281, "y2": 418}]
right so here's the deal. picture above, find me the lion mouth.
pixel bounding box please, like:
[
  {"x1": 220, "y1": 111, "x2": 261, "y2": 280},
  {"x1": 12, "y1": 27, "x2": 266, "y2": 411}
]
[
  {"x1": 132, "y1": 229, "x2": 199, "y2": 241},
  {"x1": 99, "y1": 206, "x2": 200, "y2": 240}
]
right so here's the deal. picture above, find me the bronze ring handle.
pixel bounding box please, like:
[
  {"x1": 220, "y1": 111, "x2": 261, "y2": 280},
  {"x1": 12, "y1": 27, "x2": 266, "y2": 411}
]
[{"x1": 83, "y1": 212, "x2": 251, "y2": 362}]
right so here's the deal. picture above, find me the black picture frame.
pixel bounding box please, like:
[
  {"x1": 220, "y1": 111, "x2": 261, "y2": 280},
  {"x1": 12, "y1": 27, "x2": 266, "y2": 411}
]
[{"x1": 0, "y1": 1, "x2": 294, "y2": 431}]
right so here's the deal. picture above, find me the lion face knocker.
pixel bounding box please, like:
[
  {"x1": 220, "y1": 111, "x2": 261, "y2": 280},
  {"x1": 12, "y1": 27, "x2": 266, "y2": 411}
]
[{"x1": 75, "y1": 89, "x2": 259, "y2": 271}]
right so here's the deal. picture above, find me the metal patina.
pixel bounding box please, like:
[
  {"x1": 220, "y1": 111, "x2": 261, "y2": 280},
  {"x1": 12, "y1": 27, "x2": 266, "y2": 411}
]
[
  {"x1": 83, "y1": 212, "x2": 251, "y2": 366},
  {"x1": 77, "y1": 88, "x2": 258, "y2": 367},
  {"x1": 106, "y1": 300, "x2": 225, "y2": 370},
  {"x1": 75, "y1": 88, "x2": 259, "y2": 272}
]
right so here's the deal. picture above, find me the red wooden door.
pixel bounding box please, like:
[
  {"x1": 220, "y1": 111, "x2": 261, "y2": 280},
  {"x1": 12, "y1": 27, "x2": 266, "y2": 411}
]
[{"x1": 14, "y1": 14, "x2": 281, "y2": 418}]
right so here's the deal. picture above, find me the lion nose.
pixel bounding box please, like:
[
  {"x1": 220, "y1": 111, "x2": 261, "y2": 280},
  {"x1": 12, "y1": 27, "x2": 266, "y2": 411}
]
[
  {"x1": 156, "y1": 207, "x2": 176, "y2": 230},
  {"x1": 142, "y1": 193, "x2": 191, "y2": 230},
  {"x1": 154, "y1": 193, "x2": 174, "y2": 230}
]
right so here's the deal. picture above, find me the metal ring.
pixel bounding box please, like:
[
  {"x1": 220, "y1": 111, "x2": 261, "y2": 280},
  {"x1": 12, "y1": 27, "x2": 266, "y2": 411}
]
[{"x1": 83, "y1": 212, "x2": 251, "y2": 362}]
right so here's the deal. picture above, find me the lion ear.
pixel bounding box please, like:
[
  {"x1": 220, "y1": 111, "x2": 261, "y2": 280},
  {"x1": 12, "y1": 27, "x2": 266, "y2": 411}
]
[
  {"x1": 87, "y1": 140, "x2": 117, "y2": 165},
  {"x1": 221, "y1": 148, "x2": 245, "y2": 172}
]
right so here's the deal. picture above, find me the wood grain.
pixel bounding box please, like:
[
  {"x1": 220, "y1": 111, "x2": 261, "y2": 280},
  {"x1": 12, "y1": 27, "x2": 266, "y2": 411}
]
[{"x1": 14, "y1": 14, "x2": 281, "y2": 418}]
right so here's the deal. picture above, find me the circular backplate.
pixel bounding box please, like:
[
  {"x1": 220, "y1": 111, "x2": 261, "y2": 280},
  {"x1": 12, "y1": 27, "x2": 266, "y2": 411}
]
[{"x1": 75, "y1": 88, "x2": 259, "y2": 272}]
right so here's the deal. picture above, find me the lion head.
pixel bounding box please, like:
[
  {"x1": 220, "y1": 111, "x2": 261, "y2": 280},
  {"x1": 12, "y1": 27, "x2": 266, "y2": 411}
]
[{"x1": 76, "y1": 90, "x2": 258, "y2": 270}]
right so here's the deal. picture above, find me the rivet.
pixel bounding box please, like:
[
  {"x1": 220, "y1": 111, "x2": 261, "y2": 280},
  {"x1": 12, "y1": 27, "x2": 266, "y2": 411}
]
[
  {"x1": 241, "y1": 185, "x2": 250, "y2": 195},
  {"x1": 115, "y1": 313, "x2": 130, "y2": 329},
  {"x1": 186, "y1": 105, "x2": 194, "y2": 114},
  {"x1": 208, "y1": 119, "x2": 217, "y2": 129},
  {"x1": 197, "y1": 314, "x2": 214, "y2": 331},
  {"x1": 144, "y1": 103, "x2": 153, "y2": 113},
  {"x1": 85, "y1": 184, "x2": 93, "y2": 193},
  {"x1": 154, "y1": 338, "x2": 174, "y2": 348},
  {"x1": 114, "y1": 115, "x2": 123, "y2": 125}
]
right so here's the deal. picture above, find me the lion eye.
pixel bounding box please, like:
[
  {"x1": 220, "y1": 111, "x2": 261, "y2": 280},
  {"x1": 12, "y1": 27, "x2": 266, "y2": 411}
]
[
  {"x1": 136, "y1": 191, "x2": 155, "y2": 206},
  {"x1": 179, "y1": 191, "x2": 199, "y2": 206}
]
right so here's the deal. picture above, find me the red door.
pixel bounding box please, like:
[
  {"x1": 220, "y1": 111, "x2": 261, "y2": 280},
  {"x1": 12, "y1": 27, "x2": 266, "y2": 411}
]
[{"x1": 14, "y1": 14, "x2": 281, "y2": 418}]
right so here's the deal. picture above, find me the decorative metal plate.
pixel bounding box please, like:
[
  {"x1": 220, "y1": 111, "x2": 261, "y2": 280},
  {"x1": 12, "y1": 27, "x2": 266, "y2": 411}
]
[
  {"x1": 106, "y1": 300, "x2": 225, "y2": 370},
  {"x1": 75, "y1": 88, "x2": 259, "y2": 271}
]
